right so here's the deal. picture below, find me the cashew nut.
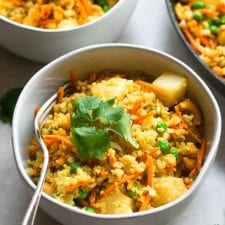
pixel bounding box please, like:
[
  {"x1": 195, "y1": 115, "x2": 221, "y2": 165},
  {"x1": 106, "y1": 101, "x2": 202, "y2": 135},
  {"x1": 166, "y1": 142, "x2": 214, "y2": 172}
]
[
  {"x1": 177, "y1": 99, "x2": 202, "y2": 126},
  {"x1": 183, "y1": 157, "x2": 196, "y2": 170}
]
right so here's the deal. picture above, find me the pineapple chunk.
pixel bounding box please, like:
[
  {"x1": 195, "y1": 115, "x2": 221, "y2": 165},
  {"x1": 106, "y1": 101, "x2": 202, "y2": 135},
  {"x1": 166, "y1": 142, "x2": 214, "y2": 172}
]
[
  {"x1": 153, "y1": 72, "x2": 187, "y2": 107},
  {"x1": 94, "y1": 189, "x2": 134, "y2": 214},
  {"x1": 151, "y1": 177, "x2": 187, "y2": 207}
]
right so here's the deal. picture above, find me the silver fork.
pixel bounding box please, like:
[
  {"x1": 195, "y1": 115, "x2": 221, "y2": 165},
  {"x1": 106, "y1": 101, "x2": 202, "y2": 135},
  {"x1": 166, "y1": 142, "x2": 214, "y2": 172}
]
[{"x1": 22, "y1": 82, "x2": 72, "y2": 225}]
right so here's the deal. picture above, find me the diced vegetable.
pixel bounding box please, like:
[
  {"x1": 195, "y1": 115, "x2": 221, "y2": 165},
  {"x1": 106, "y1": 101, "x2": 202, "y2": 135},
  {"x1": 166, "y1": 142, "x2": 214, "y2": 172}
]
[
  {"x1": 151, "y1": 177, "x2": 187, "y2": 207},
  {"x1": 95, "y1": 189, "x2": 134, "y2": 214},
  {"x1": 152, "y1": 72, "x2": 187, "y2": 107}
]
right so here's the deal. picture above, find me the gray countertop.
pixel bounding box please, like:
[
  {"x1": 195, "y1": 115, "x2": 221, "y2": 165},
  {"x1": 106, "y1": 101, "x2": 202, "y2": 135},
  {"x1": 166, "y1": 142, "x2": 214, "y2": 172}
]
[{"x1": 0, "y1": 0, "x2": 225, "y2": 225}]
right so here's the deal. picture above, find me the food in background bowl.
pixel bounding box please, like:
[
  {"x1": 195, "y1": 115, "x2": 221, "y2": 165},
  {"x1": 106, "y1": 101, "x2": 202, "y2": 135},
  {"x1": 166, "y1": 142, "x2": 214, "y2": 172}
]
[
  {"x1": 0, "y1": 0, "x2": 118, "y2": 29},
  {"x1": 12, "y1": 44, "x2": 221, "y2": 225},
  {"x1": 0, "y1": 0, "x2": 137, "y2": 62},
  {"x1": 26, "y1": 70, "x2": 205, "y2": 214},
  {"x1": 174, "y1": 0, "x2": 225, "y2": 81}
]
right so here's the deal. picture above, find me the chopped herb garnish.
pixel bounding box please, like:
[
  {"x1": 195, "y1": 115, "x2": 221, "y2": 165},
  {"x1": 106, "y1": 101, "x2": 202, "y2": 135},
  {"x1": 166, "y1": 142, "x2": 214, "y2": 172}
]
[
  {"x1": 94, "y1": 0, "x2": 110, "y2": 12},
  {"x1": 0, "y1": 87, "x2": 22, "y2": 123},
  {"x1": 71, "y1": 96, "x2": 139, "y2": 160}
]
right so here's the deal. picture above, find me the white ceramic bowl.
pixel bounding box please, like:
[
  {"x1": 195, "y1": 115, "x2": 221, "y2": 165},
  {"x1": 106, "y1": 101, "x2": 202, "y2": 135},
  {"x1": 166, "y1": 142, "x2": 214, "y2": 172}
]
[
  {"x1": 0, "y1": 0, "x2": 136, "y2": 63},
  {"x1": 12, "y1": 44, "x2": 221, "y2": 225}
]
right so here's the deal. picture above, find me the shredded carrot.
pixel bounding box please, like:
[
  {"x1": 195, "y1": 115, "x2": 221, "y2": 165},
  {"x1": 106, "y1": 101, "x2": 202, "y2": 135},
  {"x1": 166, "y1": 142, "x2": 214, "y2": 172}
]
[
  {"x1": 132, "y1": 112, "x2": 152, "y2": 124},
  {"x1": 65, "y1": 181, "x2": 90, "y2": 192},
  {"x1": 174, "y1": 105, "x2": 188, "y2": 129},
  {"x1": 39, "y1": 19, "x2": 58, "y2": 26},
  {"x1": 196, "y1": 138, "x2": 206, "y2": 170},
  {"x1": 76, "y1": 0, "x2": 88, "y2": 23},
  {"x1": 80, "y1": 0, "x2": 91, "y2": 15},
  {"x1": 128, "y1": 100, "x2": 142, "y2": 115},
  {"x1": 198, "y1": 36, "x2": 210, "y2": 47},
  {"x1": 100, "y1": 169, "x2": 108, "y2": 177},
  {"x1": 52, "y1": 128, "x2": 67, "y2": 136},
  {"x1": 29, "y1": 145, "x2": 38, "y2": 155},
  {"x1": 57, "y1": 87, "x2": 64, "y2": 103},
  {"x1": 89, "y1": 191, "x2": 96, "y2": 206},
  {"x1": 189, "y1": 167, "x2": 198, "y2": 178},
  {"x1": 127, "y1": 180, "x2": 135, "y2": 190},
  {"x1": 174, "y1": 106, "x2": 184, "y2": 123},
  {"x1": 165, "y1": 165, "x2": 176, "y2": 172},
  {"x1": 33, "y1": 167, "x2": 41, "y2": 176},
  {"x1": 87, "y1": 73, "x2": 97, "y2": 84},
  {"x1": 6, "y1": 0, "x2": 25, "y2": 6},
  {"x1": 101, "y1": 173, "x2": 142, "y2": 196},
  {"x1": 198, "y1": 8, "x2": 219, "y2": 17},
  {"x1": 139, "y1": 193, "x2": 151, "y2": 211},
  {"x1": 146, "y1": 155, "x2": 153, "y2": 187},
  {"x1": 43, "y1": 134, "x2": 75, "y2": 149},
  {"x1": 148, "y1": 148, "x2": 158, "y2": 156},
  {"x1": 78, "y1": 200, "x2": 89, "y2": 206},
  {"x1": 39, "y1": 4, "x2": 52, "y2": 20},
  {"x1": 108, "y1": 154, "x2": 117, "y2": 166},
  {"x1": 135, "y1": 80, "x2": 164, "y2": 96},
  {"x1": 34, "y1": 106, "x2": 40, "y2": 115},
  {"x1": 182, "y1": 29, "x2": 202, "y2": 54},
  {"x1": 217, "y1": 2, "x2": 225, "y2": 13},
  {"x1": 70, "y1": 70, "x2": 77, "y2": 89},
  {"x1": 56, "y1": 156, "x2": 65, "y2": 165}
]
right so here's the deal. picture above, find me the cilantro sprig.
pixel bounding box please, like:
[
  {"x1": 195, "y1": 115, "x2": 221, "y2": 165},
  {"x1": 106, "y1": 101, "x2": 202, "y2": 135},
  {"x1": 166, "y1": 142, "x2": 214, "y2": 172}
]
[{"x1": 71, "y1": 96, "x2": 139, "y2": 159}]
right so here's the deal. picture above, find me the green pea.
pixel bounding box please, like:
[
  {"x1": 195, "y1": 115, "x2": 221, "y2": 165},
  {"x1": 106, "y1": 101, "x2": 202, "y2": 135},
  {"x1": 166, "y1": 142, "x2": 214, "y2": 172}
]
[
  {"x1": 143, "y1": 169, "x2": 147, "y2": 181},
  {"x1": 103, "y1": 5, "x2": 111, "y2": 12},
  {"x1": 210, "y1": 25, "x2": 218, "y2": 34},
  {"x1": 72, "y1": 201, "x2": 76, "y2": 207},
  {"x1": 213, "y1": 18, "x2": 222, "y2": 26},
  {"x1": 96, "y1": 0, "x2": 107, "y2": 7},
  {"x1": 207, "y1": 19, "x2": 213, "y2": 26},
  {"x1": 127, "y1": 183, "x2": 139, "y2": 197},
  {"x1": 83, "y1": 206, "x2": 96, "y2": 213},
  {"x1": 221, "y1": 15, "x2": 225, "y2": 24},
  {"x1": 193, "y1": 12, "x2": 203, "y2": 21},
  {"x1": 157, "y1": 140, "x2": 170, "y2": 152},
  {"x1": 69, "y1": 162, "x2": 81, "y2": 174},
  {"x1": 77, "y1": 188, "x2": 88, "y2": 200},
  {"x1": 156, "y1": 121, "x2": 168, "y2": 133},
  {"x1": 170, "y1": 147, "x2": 179, "y2": 160},
  {"x1": 192, "y1": 1, "x2": 205, "y2": 9}
]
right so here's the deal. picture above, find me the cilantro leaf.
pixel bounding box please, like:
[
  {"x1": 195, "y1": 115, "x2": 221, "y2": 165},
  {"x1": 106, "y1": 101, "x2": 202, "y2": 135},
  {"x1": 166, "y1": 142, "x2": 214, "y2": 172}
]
[
  {"x1": 112, "y1": 113, "x2": 139, "y2": 148},
  {"x1": 71, "y1": 96, "x2": 139, "y2": 160},
  {"x1": 0, "y1": 87, "x2": 22, "y2": 124},
  {"x1": 71, "y1": 96, "x2": 101, "y2": 127},
  {"x1": 71, "y1": 127, "x2": 110, "y2": 159},
  {"x1": 70, "y1": 113, "x2": 89, "y2": 127},
  {"x1": 93, "y1": 98, "x2": 124, "y2": 124},
  {"x1": 73, "y1": 96, "x2": 101, "y2": 114}
]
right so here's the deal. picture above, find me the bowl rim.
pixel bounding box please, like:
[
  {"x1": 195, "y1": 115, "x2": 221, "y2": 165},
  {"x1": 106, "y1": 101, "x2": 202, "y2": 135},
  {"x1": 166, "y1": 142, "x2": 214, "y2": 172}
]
[
  {"x1": 165, "y1": 0, "x2": 225, "y2": 95},
  {"x1": 12, "y1": 43, "x2": 222, "y2": 219},
  {"x1": 0, "y1": 0, "x2": 129, "y2": 33}
]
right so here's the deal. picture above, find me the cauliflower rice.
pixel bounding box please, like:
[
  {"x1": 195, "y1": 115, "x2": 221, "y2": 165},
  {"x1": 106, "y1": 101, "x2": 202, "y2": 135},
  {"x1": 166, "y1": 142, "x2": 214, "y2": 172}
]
[
  {"x1": 27, "y1": 71, "x2": 205, "y2": 214},
  {"x1": 175, "y1": 0, "x2": 225, "y2": 81},
  {"x1": 0, "y1": 0, "x2": 118, "y2": 29}
]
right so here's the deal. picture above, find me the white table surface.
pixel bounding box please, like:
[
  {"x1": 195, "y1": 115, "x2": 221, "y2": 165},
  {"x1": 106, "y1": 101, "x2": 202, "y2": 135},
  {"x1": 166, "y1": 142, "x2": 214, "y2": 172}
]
[{"x1": 0, "y1": 0, "x2": 225, "y2": 225}]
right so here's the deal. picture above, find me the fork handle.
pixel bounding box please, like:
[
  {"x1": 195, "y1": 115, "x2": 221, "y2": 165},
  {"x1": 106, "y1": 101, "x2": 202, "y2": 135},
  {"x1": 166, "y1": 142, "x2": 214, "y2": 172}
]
[{"x1": 22, "y1": 136, "x2": 49, "y2": 225}]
